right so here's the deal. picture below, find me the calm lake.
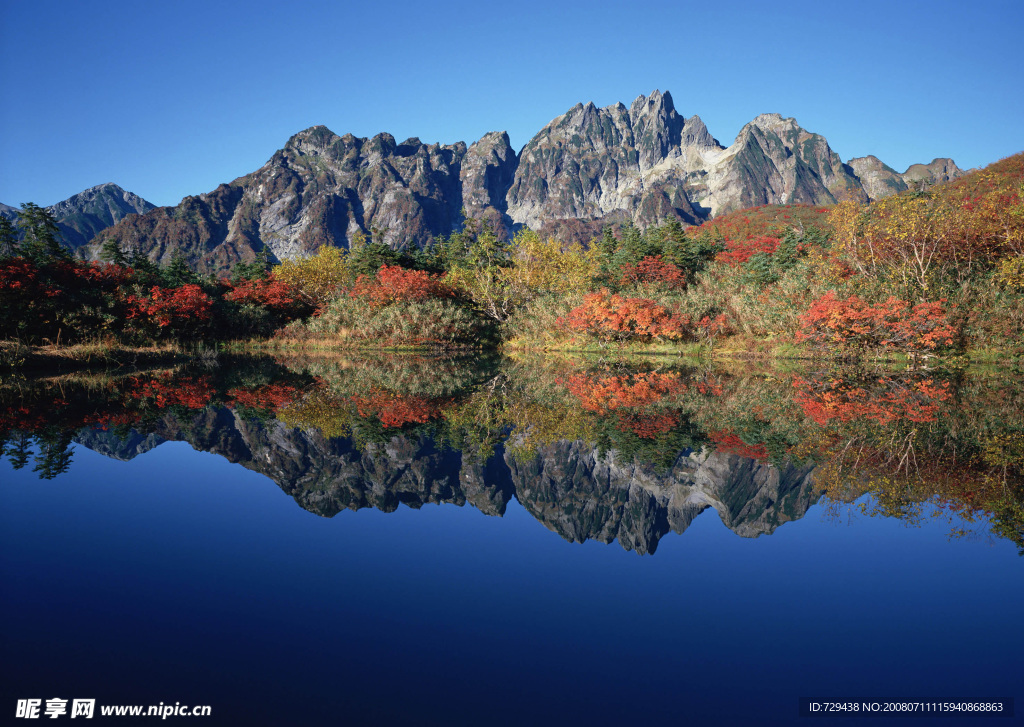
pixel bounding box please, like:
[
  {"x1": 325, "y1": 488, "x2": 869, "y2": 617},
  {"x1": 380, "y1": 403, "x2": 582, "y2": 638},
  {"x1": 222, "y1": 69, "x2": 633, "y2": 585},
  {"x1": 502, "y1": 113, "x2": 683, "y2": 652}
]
[{"x1": 2, "y1": 354, "x2": 1021, "y2": 725}]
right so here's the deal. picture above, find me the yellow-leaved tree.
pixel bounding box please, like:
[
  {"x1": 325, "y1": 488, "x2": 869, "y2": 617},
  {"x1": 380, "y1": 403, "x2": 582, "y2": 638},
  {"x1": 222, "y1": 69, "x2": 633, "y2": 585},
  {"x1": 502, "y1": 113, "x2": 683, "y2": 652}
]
[
  {"x1": 273, "y1": 245, "x2": 350, "y2": 312},
  {"x1": 445, "y1": 229, "x2": 600, "y2": 322}
]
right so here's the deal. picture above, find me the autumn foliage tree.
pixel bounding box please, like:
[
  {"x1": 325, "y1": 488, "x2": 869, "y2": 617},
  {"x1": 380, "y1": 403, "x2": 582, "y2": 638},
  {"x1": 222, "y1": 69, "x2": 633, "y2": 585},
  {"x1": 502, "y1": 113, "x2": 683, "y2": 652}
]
[
  {"x1": 273, "y1": 245, "x2": 350, "y2": 312},
  {"x1": 618, "y1": 255, "x2": 687, "y2": 290},
  {"x1": 560, "y1": 289, "x2": 691, "y2": 343},
  {"x1": 830, "y1": 153, "x2": 1024, "y2": 292},
  {"x1": 349, "y1": 265, "x2": 452, "y2": 307},
  {"x1": 796, "y1": 291, "x2": 957, "y2": 356}
]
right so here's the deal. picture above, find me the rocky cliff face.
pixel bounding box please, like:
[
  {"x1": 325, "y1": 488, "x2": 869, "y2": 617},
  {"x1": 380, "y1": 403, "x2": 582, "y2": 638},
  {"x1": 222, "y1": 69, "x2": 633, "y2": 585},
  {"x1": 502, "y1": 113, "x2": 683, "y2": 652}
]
[
  {"x1": 505, "y1": 91, "x2": 712, "y2": 229},
  {"x1": 1, "y1": 183, "x2": 154, "y2": 252},
  {"x1": 76, "y1": 408, "x2": 818, "y2": 553},
  {"x1": 902, "y1": 158, "x2": 964, "y2": 190},
  {"x1": 506, "y1": 95, "x2": 873, "y2": 227},
  {"x1": 700, "y1": 113, "x2": 869, "y2": 213},
  {"x1": 846, "y1": 155, "x2": 964, "y2": 201},
  {"x1": 847, "y1": 156, "x2": 910, "y2": 201},
  {"x1": 73, "y1": 90, "x2": 962, "y2": 273},
  {"x1": 85, "y1": 127, "x2": 515, "y2": 274}
]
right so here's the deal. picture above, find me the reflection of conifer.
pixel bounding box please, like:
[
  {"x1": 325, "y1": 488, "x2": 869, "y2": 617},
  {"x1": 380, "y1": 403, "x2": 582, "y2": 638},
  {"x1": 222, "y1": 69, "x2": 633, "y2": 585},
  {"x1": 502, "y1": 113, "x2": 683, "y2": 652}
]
[
  {"x1": 3, "y1": 432, "x2": 32, "y2": 470},
  {"x1": 32, "y1": 428, "x2": 74, "y2": 480}
]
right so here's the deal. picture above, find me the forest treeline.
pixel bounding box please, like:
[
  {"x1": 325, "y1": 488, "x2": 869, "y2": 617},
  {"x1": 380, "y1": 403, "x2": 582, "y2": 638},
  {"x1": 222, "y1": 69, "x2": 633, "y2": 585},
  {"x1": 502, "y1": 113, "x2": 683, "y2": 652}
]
[{"x1": 2, "y1": 153, "x2": 1022, "y2": 360}]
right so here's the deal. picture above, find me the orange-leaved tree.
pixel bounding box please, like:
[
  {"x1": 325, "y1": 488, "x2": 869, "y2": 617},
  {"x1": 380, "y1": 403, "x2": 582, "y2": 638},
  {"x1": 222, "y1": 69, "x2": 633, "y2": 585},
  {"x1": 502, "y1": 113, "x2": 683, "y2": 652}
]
[
  {"x1": 349, "y1": 265, "x2": 452, "y2": 308},
  {"x1": 560, "y1": 289, "x2": 690, "y2": 343},
  {"x1": 796, "y1": 291, "x2": 956, "y2": 355}
]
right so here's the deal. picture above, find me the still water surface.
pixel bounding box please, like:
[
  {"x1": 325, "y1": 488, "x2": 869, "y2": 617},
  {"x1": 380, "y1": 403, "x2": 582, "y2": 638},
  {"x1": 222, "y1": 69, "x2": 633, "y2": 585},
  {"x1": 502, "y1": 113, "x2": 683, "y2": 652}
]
[{"x1": 2, "y1": 354, "x2": 1021, "y2": 725}]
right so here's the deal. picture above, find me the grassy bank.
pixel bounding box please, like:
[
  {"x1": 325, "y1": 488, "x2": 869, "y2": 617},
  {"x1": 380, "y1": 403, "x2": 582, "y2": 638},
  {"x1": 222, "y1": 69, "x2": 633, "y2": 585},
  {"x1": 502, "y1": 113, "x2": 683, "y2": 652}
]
[{"x1": 0, "y1": 340, "x2": 200, "y2": 374}]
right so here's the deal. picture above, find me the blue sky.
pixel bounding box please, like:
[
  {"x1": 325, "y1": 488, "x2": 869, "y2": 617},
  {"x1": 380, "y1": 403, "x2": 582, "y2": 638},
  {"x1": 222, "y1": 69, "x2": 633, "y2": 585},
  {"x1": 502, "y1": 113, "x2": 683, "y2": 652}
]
[{"x1": 1, "y1": 0, "x2": 1021, "y2": 208}]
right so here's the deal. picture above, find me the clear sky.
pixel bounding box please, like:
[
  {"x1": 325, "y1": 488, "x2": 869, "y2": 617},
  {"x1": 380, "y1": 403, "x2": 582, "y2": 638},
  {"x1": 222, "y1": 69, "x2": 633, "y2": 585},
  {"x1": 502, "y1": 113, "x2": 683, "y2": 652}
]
[{"x1": 1, "y1": 0, "x2": 1021, "y2": 208}]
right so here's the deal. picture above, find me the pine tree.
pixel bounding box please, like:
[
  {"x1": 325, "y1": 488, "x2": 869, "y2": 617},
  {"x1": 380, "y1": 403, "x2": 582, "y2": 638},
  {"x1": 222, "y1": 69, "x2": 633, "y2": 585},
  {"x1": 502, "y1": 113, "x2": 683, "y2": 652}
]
[{"x1": 17, "y1": 203, "x2": 68, "y2": 263}]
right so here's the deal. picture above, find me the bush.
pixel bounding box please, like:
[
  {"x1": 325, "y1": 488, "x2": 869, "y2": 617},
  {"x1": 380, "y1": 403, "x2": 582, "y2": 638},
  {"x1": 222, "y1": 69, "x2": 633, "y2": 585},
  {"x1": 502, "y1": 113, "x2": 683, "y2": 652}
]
[
  {"x1": 796, "y1": 291, "x2": 957, "y2": 356},
  {"x1": 307, "y1": 296, "x2": 489, "y2": 346},
  {"x1": 560, "y1": 289, "x2": 691, "y2": 343},
  {"x1": 349, "y1": 264, "x2": 452, "y2": 307}
]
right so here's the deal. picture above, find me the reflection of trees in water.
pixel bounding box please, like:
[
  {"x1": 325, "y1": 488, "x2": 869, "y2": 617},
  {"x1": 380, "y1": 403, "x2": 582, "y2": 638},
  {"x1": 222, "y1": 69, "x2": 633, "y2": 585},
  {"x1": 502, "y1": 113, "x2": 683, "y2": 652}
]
[
  {"x1": 796, "y1": 370, "x2": 1024, "y2": 553},
  {"x1": 2, "y1": 354, "x2": 1022, "y2": 552}
]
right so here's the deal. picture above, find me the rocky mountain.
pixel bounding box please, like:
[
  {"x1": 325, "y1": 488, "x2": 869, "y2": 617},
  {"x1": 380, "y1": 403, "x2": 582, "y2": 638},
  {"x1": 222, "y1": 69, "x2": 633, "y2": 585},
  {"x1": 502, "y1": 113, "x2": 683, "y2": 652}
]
[
  {"x1": 902, "y1": 157, "x2": 965, "y2": 190},
  {"x1": 846, "y1": 156, "x2": 910, "y2": 201},
  {"x1": 506, "y1": 94, "x2": 873, "y2": 228},
  {"x1": 75, "y1": 408, "x2": 818, "y2": 554},
  {"x1": 1, "y1": 183, "x2": 154, "y2": 252},
  {"x1": 846, "y1": 155, "x2": 964, "y2": 201},
  {"x1": 80, "y1": 90, "x2": 963, "y2": 273},
  {"x1": 82, "y1": 128, "x2": 516, "y2": 274}
]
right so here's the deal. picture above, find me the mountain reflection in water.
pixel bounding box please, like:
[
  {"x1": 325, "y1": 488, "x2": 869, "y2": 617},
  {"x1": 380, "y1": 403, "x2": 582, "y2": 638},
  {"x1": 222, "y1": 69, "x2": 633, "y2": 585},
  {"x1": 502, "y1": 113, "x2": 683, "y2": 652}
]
[{"x1": 2, "y1": 353, "x2": 1022, "y2": 554}]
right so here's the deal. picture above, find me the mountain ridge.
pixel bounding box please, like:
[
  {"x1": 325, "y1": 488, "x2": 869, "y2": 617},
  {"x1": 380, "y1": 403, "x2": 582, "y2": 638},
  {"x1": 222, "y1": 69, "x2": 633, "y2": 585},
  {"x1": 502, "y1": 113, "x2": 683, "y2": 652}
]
[
  {"x1": 16, "y1": 90, "x2": 963, "y2": 274},
  {"x1": 1, "y1": 182, "x2": 155, "y2": 252}
]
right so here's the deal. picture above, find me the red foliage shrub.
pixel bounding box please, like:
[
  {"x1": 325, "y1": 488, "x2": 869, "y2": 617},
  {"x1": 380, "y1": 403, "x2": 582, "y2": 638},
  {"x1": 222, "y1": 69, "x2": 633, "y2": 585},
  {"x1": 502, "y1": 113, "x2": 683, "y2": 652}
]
[
  {"x1": 0, "y1": 259, "x2": 35, "y2": 295},
  {"x1": 51, "y1": 261, "x2": 135, "y2": 289},
  {"x1": 696, "y1": 314, "x2": 730, "y2": 342},
  {"x1": 796, "y1": 291, "x2": 957, "y2": 354},
  {"x1": 126, "y1": 285, "x2": 212, "y2": 327},
  {"x1": 716, "y1": 236, "x2": 781, "y2": 266},
  {"x1": 350, "y1": 265, "x2": 452, "y2": 308},
  {"x1": 618, "y1": 255, "x2": 687, "y2": 290},
  {"x1": 689, "y1": 204, "x2": 832, "y2": 244},
  {"x1": 560, "y1": 289, "x2": 690, "y2": 342},
  {"x1": 225, "y1": 275, "x2": 302, "y2": 311}
]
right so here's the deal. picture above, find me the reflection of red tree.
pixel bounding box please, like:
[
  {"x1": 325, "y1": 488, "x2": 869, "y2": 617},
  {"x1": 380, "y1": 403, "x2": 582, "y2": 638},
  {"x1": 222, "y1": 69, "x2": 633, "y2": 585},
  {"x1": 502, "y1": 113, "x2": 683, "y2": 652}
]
[
  {"x1": 793, "y1": 376, "x2": 952, "y2": 426},
  {"x1": 227, "y1": 383, "x2": 298, "y2": 412},
  {"x1": 0, "y1": 394, "x2": 137, "y2": 433},
  {"x1": 350, "y1": 391, "x2": 445, "y2": 428},
  {"x1": 708, "y1": 430, "x2": 769, "y2": 460},
  {"x1": 561, "y1": 372, "x2": 686, "y2": 413},
  {"x1": 0, "y1": 403, "x2": 52, "y2": 432},
  {"x1": 616, "y1": 412, "x2": 679, "y2": 439},
  {"x1": 124, "y1": 373, "x2": 215, "y2": 409}
]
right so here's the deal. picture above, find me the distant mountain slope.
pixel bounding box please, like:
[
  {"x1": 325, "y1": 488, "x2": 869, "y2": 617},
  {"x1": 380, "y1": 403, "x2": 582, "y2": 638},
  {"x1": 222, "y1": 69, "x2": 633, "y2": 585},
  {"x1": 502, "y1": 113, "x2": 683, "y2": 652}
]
[
  {"x1": 1, "y1": 183, "x2": 154, "y2": 252},
  {"x1": 846, "y1": 155, "x2": 964, "y2": 201},
  {"x1": 81, "y1": 90, "x2": 965, "y2": 274}
]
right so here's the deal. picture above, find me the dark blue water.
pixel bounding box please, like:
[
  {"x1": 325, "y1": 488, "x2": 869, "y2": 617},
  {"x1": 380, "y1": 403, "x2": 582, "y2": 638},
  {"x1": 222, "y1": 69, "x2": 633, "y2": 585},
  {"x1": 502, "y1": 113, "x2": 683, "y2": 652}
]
[{"x1": 2, "y1": 439, "x2": 1020, "y2": 726}]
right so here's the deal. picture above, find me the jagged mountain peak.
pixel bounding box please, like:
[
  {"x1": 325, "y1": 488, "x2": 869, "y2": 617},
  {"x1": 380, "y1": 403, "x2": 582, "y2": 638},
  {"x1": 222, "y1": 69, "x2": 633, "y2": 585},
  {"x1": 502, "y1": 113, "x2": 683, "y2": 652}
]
[
  {"x1": 285, "y1": 124, "x2": 341, "y2": 154},
  {"x1": 78, "y1": 91, "x2": 964, "y2": 273},
  {"x1": 48, "y1": 182, "x2": 152, "y2": 216},
  {"x1": 473, "y1": 130, "x2": 511, "y2": 146},
  {"x1": 742, "y1": 113, "x2": 803, "y2": 136},
  {"x1": 629, "y1": 89, "x2": 675, "y2": 115},
  {"x1": 680, "y1": 115, "x2": 722, "y2": 150},
  {"x1": 0, "y1": 182, "x2": 155, "y2": 252}
]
